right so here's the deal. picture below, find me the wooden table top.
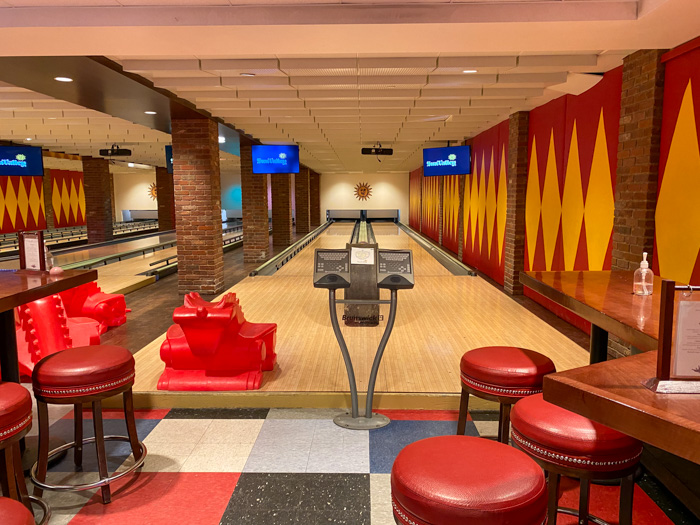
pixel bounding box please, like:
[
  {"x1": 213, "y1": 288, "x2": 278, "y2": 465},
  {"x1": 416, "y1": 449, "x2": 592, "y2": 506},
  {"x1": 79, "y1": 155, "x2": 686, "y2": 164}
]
[
  {"x1": 520, "y1": 270, "x2": 671, "y2": 351},
  {"x1": 0, "y1": 269, "x2": 98, "y2": 313},
  {"x1": 544, "y1": 351, "x2": 700, "y2": 465}
]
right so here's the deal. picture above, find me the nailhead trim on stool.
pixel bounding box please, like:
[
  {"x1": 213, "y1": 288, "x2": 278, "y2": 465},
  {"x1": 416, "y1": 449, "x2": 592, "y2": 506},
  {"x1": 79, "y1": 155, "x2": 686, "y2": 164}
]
[
  {"x1": 511, "y1": 430, "x2": 643, "y2": 469},
  {"x1": 34, "y1": 372, "x2": 135, "y2": 397},
  {"x1": 460, "y1": 373, "x2": 543, "y2": 396},
  {"x1": 0, "y1": 414, "x2": 31, "y2": 439},
  {"x1": 393, "y1": 499, "x2": 425, "y2": 525}
]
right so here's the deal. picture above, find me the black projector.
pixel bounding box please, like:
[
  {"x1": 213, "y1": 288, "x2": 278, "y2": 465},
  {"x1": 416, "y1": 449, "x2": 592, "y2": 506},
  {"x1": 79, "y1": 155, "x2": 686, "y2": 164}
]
[
  {"x1": 361, "y1": 147, "x2": 393, "y2": 156},
  {"x1": 99, "y1": 146, "x2": 132, "y2": 157}
]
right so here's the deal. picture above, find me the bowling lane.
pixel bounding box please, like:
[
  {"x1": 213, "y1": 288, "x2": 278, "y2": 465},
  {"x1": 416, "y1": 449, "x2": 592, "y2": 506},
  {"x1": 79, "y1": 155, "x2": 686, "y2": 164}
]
[{"x1": 273, "y1": 222, "x2": 355, "y2": 277}]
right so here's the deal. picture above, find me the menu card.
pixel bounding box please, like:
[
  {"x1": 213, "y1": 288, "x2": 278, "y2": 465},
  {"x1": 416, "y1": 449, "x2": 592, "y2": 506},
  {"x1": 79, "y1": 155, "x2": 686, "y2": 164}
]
[{"x1": 671, "y1": 300, "x2": 700, "y2": 379}]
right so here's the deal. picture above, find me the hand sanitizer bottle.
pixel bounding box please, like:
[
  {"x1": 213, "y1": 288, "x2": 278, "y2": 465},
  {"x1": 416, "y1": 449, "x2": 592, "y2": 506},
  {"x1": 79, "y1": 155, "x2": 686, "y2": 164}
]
[{"x1": 633, "y1": 252, "x2": 654, "y2": 296}]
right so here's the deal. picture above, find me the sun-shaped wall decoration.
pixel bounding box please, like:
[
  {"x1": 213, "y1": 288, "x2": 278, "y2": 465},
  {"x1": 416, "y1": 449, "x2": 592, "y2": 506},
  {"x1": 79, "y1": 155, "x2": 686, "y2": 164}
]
[
  {"x1": 354, "y1": 182, "x2": 372, "y2": 201},
  {"x1": 148, "y1": 182, "x2": 157, "y2": 201}
]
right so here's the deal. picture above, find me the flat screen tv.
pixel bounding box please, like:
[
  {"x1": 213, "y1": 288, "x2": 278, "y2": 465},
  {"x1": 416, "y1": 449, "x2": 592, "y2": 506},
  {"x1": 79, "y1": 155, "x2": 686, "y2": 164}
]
[
  {"x1": 252, "y1": 145, "x2": 300, "y2": 174},
  {"x1": 423, "y1": 145, "x2": 471, "y2": 176},
  {"x1": 165, "y1": 145, "x2": 173, "y2": 174},
  {"x1": 0, "y1": 145, "x2": 44, "y2": 176}
]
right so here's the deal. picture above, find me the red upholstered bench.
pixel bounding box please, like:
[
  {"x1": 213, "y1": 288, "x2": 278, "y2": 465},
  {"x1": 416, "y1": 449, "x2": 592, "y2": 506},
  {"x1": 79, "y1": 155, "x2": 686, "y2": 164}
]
[
  {"x1": 30, "y1": 346, "x2": 146, "y2": 505},
  {"x1": 458, "y1": 346, "x2": 555, "y2": 443},
  {"x1": 511, "y1": 393, "x2": 643, "y2": 525},
  {"x1": 391, "y1": 435, "x2": 547, "y2": 525}
]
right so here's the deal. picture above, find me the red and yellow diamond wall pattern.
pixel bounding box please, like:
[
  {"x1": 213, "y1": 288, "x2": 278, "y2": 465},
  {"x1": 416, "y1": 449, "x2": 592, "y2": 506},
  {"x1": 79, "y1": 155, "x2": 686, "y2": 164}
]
[
  {"x1": 421, "y1": 175, "x2": 440, "y2": 243},
  {"x1": 442, "y1": 175, "x2": 460, "y2": 254},
  {"x1": 525, "y1": 68, "x2": 622, "y2": 273},
  {"x1": 0, "y1": 176, "x2": 46, "y2": 233},
  {"x1": 51, "y1": 170, "x2": 86, "y2": 228},
  {"x1": 655, "y1": 44, "x2": 700, "y2": 285}
]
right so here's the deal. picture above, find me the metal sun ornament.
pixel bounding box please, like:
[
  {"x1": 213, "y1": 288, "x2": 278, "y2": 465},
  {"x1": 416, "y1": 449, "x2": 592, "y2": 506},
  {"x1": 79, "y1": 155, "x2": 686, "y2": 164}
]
[
  {"x1": 354, "y1": 182, "x2": 372, "y2": 201},
  {"x1": 148, "y1": 182, "x2": 157, "y2": 201}
]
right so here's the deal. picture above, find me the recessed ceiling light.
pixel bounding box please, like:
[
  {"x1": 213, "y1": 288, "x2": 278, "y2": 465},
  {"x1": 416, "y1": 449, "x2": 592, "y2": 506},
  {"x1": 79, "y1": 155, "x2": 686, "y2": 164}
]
[
  {"x1": 144, "y1": 111, "x2": 157, "y2": 115},
  {"x1": 128, "y1": 162, "x2": 135, "y2": 168},
  {"x1": 462, "y1": 70, "x2": 478, "y2": 74},
  {"x1": 47, "y1": 117, "x2": 57, "y2": 120},
  {"x1": 240, "y1": 73, "x2": 255, "y2": 77},
  {"x1": 54, "y1": 76, "x2": 73, "y2": 82},
  {"x1": 25, "y1": 137, "x2": 32, "y2": 141}
]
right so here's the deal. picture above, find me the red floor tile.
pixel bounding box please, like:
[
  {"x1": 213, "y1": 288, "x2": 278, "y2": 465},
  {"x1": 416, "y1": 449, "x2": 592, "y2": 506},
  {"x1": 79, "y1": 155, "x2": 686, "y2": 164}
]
[
  {"x1": 70, "y1": 472, "x2": 239, "y2": 525},
  {"x1": 374, "y1": 409, "x2": 463, "y2": 421},
  {"x1": 557, "y1": 477, "x2": 673, "y2": 524},
  {"x1": 62, "y1": 409, "x2": 170, "y2": 420}
]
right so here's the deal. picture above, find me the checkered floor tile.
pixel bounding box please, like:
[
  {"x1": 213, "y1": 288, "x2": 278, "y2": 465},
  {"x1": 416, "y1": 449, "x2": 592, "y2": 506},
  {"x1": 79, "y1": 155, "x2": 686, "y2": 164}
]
[{"x1": 14, "y1": 406, "x2": 690, "y2": 524}]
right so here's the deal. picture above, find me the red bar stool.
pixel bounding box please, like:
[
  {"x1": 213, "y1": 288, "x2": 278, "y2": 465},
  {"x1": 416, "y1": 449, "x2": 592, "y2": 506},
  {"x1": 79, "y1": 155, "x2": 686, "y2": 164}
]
[
  {"x1": 0, "y1": 497, "x2": 36, "y2": 525},
  {"x1": 511, "y1": 394, "x2": 643, "y2": 525},
  {"x1": 457, "y1": 346, "x2": 556, "y2": 442},
  {"x1": 29, "y1": 346, "x2": 147, "y2": 505},
  {"x1": 391, "y1": 435, "x2": 547, "y2": 524},
  {"x1": 0, "y1": 383, "x2": 50, "y2": 524}
]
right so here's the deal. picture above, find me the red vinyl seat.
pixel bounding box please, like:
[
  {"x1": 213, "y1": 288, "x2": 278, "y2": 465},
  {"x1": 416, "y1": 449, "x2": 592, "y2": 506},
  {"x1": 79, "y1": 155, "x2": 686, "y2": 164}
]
[
  {"x1": 0, "y1": 497, "x2": 34, "y2": 525},
  {"x1": 0, "y1": 382, "x2": 32, "y2": 441},
  {"x1": 32, "y1": 346, "x2": 135, "y2": 399},
  {"x1": 391, "y1": 436, "x2": 547, "y2": 525},
  {"x1": 458, "y1": 346, "x2": 555, "y2": 443},
  {"x1": 511, "y1": 394, "x2": 642, "y2": 525}
]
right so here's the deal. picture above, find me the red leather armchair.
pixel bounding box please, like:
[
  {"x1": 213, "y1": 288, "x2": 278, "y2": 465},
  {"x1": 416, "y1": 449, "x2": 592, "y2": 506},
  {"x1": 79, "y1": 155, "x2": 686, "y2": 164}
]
[
  {"x1": 59, "y1": 282, "x2": 129, "y2": 334},
  {"x1": 158, "y1": 292, "x2": 277, "y2": 391}
]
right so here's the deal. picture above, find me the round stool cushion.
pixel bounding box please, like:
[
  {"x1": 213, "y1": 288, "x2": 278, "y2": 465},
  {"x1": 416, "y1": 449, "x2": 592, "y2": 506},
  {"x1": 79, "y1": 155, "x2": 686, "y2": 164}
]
[
  {"x1": 0, "y1": 497, "x2": 34, "y2": 525},
  {"x1": 460, "y1": 346, "x2": 556, "y2": 398},
  {"x1": 0, "y1": 382, "x2": 32, "y2": 442},
  {"x1": 511, "y1": 394, "x2": 643, "y2": 473},
  {"x1": 391, "y1": 436, "x2": 547, "y2": 525},
  {"x1": 33, "y1": 345, "x2": 135, "y2": 399}
]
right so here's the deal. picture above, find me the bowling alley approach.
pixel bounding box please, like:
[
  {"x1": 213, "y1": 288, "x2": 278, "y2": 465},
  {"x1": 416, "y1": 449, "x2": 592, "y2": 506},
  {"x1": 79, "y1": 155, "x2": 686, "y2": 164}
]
[{"x1": 1, "y1": 2, "x2": 700, "y2": 524}]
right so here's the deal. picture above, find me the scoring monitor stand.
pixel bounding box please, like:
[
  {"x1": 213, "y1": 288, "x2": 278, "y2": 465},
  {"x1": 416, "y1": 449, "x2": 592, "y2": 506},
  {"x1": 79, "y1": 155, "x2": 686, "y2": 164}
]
[{"x1": 313, "y1": 248, "x2": 415, "y2": 430}]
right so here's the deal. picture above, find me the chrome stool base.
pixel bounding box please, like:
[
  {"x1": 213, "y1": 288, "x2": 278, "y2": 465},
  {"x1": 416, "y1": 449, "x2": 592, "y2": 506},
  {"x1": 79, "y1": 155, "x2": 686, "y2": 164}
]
[
  {"x1": 30, "y1": 435, "x2": 147, "y2": 492},
  {"x1": 27, "y1": 495, "x2": 51, "y2": 525}
]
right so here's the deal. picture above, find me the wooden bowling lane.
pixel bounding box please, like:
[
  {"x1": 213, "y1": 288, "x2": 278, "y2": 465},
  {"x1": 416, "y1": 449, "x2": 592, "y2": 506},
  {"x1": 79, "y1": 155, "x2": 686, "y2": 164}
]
[{"x1": 131, "y1": 222, "x2": 590, "y2": 408}]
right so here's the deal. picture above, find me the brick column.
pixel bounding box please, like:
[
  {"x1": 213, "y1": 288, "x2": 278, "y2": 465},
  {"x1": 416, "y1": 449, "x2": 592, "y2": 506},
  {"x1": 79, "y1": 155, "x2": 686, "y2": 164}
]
[
  {"x1": 82, "y1": 156, "x2": 114, "y2": 244},
  {"x1": 271, "y1": 173, "x2": 293, "y2": 246},
  {"x1": 310, "y1": 170, "x2": 321, "y2": 227},
  {"x1": 155, "y1": 166, "x2": 175, "y2": 231},
  {"x1": 42, "y1": 167, "x2": 54, "y2": 229},
  {"x1": 504, "y1": 111, "x2": 530, "y2": 295},
  {"x1": 241, "y1": 141, "x2": 270, "y2": 263},
  {"x1": 110, "y1": 172, "x2": 116, "y2": 221},
  {"x1": 171, "y1": 118, "x2": 224, "y2": 295},
  {"x1": 609, "y1": 49, "x2": 666, "y2": 359},
  {"x1": 295, "y1": 167, "x2": 311, "y2": 235}
]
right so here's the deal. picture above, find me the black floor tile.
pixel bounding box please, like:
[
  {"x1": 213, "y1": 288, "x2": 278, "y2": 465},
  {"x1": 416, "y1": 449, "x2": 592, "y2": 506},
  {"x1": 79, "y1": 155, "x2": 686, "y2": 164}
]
[
  {"x1": 638, "y1": 473, "x2": 699, "y2": 524},
  {"x1": 165, "y1": 408, "x2": 270, "y2": 419},
  {"x1": 220, "y1": 473, "x2": 371, "y2": 525},
  {"x1": 469, "y1": 410, "x2": 499, "y2": 421}
]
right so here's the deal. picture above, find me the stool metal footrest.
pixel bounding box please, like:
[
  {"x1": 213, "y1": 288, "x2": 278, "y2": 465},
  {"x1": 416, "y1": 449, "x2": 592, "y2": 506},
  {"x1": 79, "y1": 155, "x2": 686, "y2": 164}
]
[
  {"x1": 28, "y1": 495, "x2": 51, "y2": 525},
  {"x1": 30, "y1": 435, "x2": 147, "y2": 492},
  {"x1": 558, "y1": 506, "x2": 609, "y2": 525}
]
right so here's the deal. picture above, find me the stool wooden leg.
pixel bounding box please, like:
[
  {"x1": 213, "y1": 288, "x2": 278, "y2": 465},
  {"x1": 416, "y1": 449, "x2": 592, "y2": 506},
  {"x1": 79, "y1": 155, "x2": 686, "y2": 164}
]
[
  {"x1": 2, "y1": 447, "x2": 18, "y2": 500},
  {"x1": 619, "y1": 473, "x2": 635, "y2": 525},
  {"x1": 457, "y1": 388, "x2": 470, "y2": 435},
  {"x1": 498, "y1": 404, "x2": 511, "y2": 444},
  {"x1": 74, "y1": 403, "x2": 83, "y2": 468},
  {"x1": 123, "y1": 389, "x2": 142, "y2": 462},
  {"x1": 92, "y1": 401, "x2": 112, "y2": 504},
  {"x1": 33, "y1": 400, "x2": 50, "y2": 499},
  {"x1": 11, "y1": 444, "x2": 33, "y2": 513},
  {"x1": 578, "y1": 479, "x2": 590, "y2": 525},
  {"x1": 547, "y1": 471, "x2": 560, "y2": 525}
]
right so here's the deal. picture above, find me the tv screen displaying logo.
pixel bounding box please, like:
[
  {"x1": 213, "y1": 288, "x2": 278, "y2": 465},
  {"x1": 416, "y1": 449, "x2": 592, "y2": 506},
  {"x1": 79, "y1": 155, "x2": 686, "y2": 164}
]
[
  {"x1": 165, "y1": 145, "x2": 173, "y2": 174},
  {"x1": 0, "y1": 145, "x2": 44, "y2": 176},
  {"x1": 423, "y1": 146, "x2": 471, "y2": 176},
  {"x1": 252, "y1": 145, "x2": 300, "y2": 174}
]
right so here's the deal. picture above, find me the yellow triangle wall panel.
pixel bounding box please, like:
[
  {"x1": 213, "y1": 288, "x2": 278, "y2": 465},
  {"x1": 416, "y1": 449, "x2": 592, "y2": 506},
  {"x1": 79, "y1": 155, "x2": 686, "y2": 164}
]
[
  {"x1": 69, "y1": 179, "x2": 79, "y2": 222},
  {"x1": 477, "y1": 152, "x2": 487, "y2": 253},
  {"x1": 656, "y1": 80, "x2": 700, "y2": 283},
  {"x1": 60, "y1": 180, "x2": 70, "y2": 223},
  {"x1": 470, "y1": 173, "x2": 479, "y2": 250},
  {"x1": 0, "y1": 180, "x2": 5, "y2": 229},
  {"x1": 52, "y1": 179, "x2": 62, "y2": 225},
  {"x1": 497, "y1": 146, "x2": 507, "y2": 264},
  {"x1": 541, "y1": 131, "x2": 562, "y2": 271},
  {"x1": 28, "y1": 178, "x2": 41, "y2": 226},
  {"x1": 584, "y1": 109, "x2": 615, "y2": 271},
  {"x1": 463, "y1": 174, "x2": 470, "y2": 246},
  {"x1": 5, "y1": 180, "x2": 18, "y2": 228},
  {"x1": 486, "y1": 149, "x2": 497, "y2": 256},
  {"x1": 562, "y1": 121, "x2": 585, "y2": 271},
  {"x1": 525, "y1": 137, "x2": 542, "y2": 269},
  {"x1": 16, "y1": 179, "x2": 29, "y2": 228},
  {"x1": 78, "y1": 180, "x2": 86, "y2": 221}
]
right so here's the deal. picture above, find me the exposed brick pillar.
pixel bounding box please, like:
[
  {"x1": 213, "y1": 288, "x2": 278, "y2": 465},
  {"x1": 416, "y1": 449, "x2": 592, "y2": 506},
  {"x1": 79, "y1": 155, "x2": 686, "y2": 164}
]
[
  {"x1": 82, "y1": 156, "x2": 114, "y2": 244},
  {"x1": 271, "y1": 173, "x2": 293, "y2": 246},
  {"x1": 110, "y1": 171, "x2": 116, "y2": 221},
  {"x1": 310, "y1": 170, "x2": 321, "y2": 227},
  {"x1": 609, "y1": 49, "x2": 666, "y2": 359},
  {"x1": 155, "y1": 166, "x2": 175, "y2": 231},
  {"x1": 241, "y1": 141, "x2": 270, "y2": 263},
  {"x1": 42, "y1": 167, "x2": 54, "y2": 229},
  {"x1": 295, "y1": 167, "x2": 311, "y2": 235},
  {"x1": 171, "y1": 118, "x2": 224, "y2": 295},
  {"x1": 504, "y1": 111, "x2": 530, "y2": 295}
]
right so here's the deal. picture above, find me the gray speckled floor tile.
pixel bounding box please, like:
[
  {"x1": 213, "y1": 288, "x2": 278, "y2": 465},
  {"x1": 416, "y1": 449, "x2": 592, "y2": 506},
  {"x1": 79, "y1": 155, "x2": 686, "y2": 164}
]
[
  {"x1": 267, "y1": 408, "x2": 345, "y2": 420},
  {"x1": 220, "y1": 473, "x2": 370, "y2": 525},
  {"x1": 370, "y1": 474, "x2": 394, "y2": 525}
]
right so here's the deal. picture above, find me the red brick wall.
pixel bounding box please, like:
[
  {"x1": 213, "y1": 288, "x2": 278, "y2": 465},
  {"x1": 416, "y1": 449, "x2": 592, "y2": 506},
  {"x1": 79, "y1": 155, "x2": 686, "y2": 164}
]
[
  {"x1": 271, "y1": 173, "x2": 293, "y2": 246},
  {"x1": 82, "y1": 157, "x2": 113, "y2": 244},
  {"x1": 295, "y1": 167, "x2": 311, "y2": 235},
  {"x1": 155, "y1": 166, "x2": 175, "y2": 231},
  {"x1": 171, "y1": 118, "x2": 224, "y2": 295},
  {"x1": 42, "y1": 167, "x2": 54, "y2": 229},
  {"x1": 241, "y1": 141, "x2": 270, "y2": 264}
]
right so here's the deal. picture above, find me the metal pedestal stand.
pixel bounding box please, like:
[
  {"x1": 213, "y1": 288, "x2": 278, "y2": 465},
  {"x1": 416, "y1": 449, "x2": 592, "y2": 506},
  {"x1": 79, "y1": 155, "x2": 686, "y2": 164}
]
[{"x1": 328, "y1": 289, "x2": 398, "y2": 430}]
